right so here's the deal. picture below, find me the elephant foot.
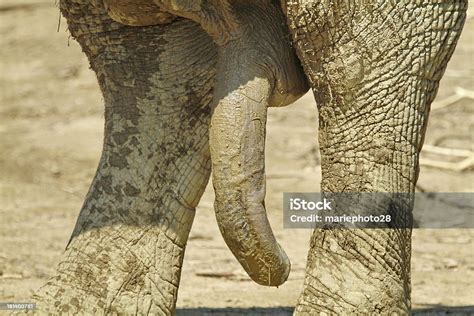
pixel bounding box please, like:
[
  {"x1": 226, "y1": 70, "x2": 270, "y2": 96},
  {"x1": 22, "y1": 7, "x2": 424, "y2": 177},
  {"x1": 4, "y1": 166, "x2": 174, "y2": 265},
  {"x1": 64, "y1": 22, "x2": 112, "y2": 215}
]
[
  {"x1": 34, "y1": 219, "x2": 193, "y2": 314},
  {"x1": 295, "y1": 229, "x2": 411, "y2": 315}
]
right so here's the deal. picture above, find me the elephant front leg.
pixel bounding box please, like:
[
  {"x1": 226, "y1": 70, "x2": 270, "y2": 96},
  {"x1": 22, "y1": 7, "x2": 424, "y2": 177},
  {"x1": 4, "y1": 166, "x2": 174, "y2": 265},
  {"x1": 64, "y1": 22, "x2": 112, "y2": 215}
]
[
  {"x1": 285, "y1": 1, "x2": 467, "y2": 314},
  {"x1": 33, "y1": 1, "x2": 216, "y2": 314}
]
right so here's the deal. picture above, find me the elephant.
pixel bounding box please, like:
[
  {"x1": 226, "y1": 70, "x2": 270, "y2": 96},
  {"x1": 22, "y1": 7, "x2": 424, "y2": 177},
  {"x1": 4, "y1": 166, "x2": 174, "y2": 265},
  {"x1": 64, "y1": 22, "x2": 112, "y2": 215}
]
[{"x1": 33, "y1": 0, "x2": 467, "y2": 314}]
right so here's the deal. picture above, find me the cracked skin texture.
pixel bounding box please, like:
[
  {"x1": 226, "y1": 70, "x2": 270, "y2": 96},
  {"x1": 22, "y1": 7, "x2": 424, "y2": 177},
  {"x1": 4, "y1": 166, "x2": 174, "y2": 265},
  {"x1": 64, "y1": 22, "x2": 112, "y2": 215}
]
[
  {"x1": 33, "y1": 0, "x2": 467, "y2": 314},
  {"x1": 154, "y1": 0, "x2": 309, "y2": 287},
  {"x1": 34, "y1": 0, "x2": 307, "y2": 314},
  {"x1": 285, "y1": 0, "x2": 467, "y2": 314},
  {"x1": 33, "y1": 1, "x2": 217, "y2": 313}
]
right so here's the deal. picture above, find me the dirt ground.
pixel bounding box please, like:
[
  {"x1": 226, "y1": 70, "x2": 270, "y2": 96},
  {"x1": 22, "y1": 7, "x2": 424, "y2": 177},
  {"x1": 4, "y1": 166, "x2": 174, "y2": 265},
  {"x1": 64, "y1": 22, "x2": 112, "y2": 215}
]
[{"x1": 0, "y1": 2, "x2": 473, "y2": 315}]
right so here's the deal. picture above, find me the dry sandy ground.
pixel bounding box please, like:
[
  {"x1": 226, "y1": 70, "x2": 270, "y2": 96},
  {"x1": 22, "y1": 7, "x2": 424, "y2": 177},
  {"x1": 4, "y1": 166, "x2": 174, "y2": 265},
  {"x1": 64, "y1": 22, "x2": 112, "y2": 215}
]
[{"x1": 0, "y1": 2, "x2": 473, "y2": 315}]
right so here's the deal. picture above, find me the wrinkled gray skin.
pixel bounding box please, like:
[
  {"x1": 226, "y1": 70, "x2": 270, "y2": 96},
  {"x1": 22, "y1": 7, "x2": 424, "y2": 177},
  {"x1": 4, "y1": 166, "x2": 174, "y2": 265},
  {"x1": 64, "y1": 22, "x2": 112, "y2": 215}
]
[{"x1": 34, "y1": 0, "x2": 467, "y2": 314}]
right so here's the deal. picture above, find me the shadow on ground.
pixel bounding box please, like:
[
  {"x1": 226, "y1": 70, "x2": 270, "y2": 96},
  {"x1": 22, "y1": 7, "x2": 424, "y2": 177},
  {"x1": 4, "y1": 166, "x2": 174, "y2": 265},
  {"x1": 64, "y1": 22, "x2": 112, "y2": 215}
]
[{"x1": 176, "y1": 306, "x2": 474, "y2": 315}]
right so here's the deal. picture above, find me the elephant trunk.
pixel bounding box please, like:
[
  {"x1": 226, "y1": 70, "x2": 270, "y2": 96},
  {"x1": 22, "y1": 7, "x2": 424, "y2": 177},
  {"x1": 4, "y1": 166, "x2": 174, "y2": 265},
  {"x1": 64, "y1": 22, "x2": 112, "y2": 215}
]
[{"x1": 210, "y1": 63, "x2": 290, "y2": 286}]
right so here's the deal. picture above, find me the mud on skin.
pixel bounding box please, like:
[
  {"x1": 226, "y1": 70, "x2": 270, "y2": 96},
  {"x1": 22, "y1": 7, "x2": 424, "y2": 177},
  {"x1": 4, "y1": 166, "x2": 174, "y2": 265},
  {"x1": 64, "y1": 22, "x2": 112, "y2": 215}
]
[
  {"x1": 34, "y1": 0, "x2": 308, "y2": 314},
  {"x1": 33, "y1": 0, "x2": 467, "y2": 314},
  {"x1": 154, "y1": 0, "x2": 309, "y2": 287},
  {"x1": 286, "y1": 1, "x2": 467, "y2": 314}
]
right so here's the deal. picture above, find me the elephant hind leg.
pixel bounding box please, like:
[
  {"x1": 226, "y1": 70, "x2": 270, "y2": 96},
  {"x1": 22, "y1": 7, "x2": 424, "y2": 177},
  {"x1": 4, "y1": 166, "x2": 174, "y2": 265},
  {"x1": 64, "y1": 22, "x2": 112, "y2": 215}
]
[
  {"x1": 34, "y1": 1, "x2": 217, "y2": 314},
  {"x1": 286, "y1": 0, "x2": 467, "y2": 314}
]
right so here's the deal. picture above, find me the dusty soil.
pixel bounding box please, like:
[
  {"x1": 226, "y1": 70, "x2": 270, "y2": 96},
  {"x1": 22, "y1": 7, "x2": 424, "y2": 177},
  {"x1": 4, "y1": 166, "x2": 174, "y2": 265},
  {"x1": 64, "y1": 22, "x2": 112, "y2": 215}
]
[{"x1": 0, "y1": 2, "x2": 473, "y2": 315}]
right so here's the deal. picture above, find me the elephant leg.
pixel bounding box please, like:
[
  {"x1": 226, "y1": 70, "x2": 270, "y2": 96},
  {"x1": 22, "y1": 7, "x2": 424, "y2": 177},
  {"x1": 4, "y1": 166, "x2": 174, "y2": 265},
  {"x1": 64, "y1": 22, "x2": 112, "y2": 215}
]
[
  {"x1": 285, "y1": 1, "x2": 467, "y2": 314},
  {"x1": 33, "y1": 1, "x2": 216, "y2": 314}
]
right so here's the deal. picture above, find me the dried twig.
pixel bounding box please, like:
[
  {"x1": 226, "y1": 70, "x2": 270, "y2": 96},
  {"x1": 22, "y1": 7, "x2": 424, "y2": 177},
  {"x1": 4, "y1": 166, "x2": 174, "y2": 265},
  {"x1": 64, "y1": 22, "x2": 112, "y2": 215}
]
[
  {"x1": 266, "y1": 172, "x2": 307, "y2": 179},
  {"x1": 420, "y1": 156, "x2": 474, "y2": 172},
  {"x1": 267, "y1": 166, "x2": 321, "y2": 179},
  {"x1": 415, "y1": 183, "x2": 427, "y2": 192},
  {"x1": 467, "y1": 7, "x2": 474, "y2": 20},
  {"x1": 431, "y1": 87, "x2": 474, "y2": 110},
  {"x1": 195, "y1": 272, "x2": 236, "y2": 278},
  {"x1": 422, "y1": 144, "x2": 472, "y2": 157},
  {"x1": 0, "y1": 2, "x2": 51, "y2": 12},
  {"x1": 0, "y1": 273, "x2": 23, "y2": 280}
]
